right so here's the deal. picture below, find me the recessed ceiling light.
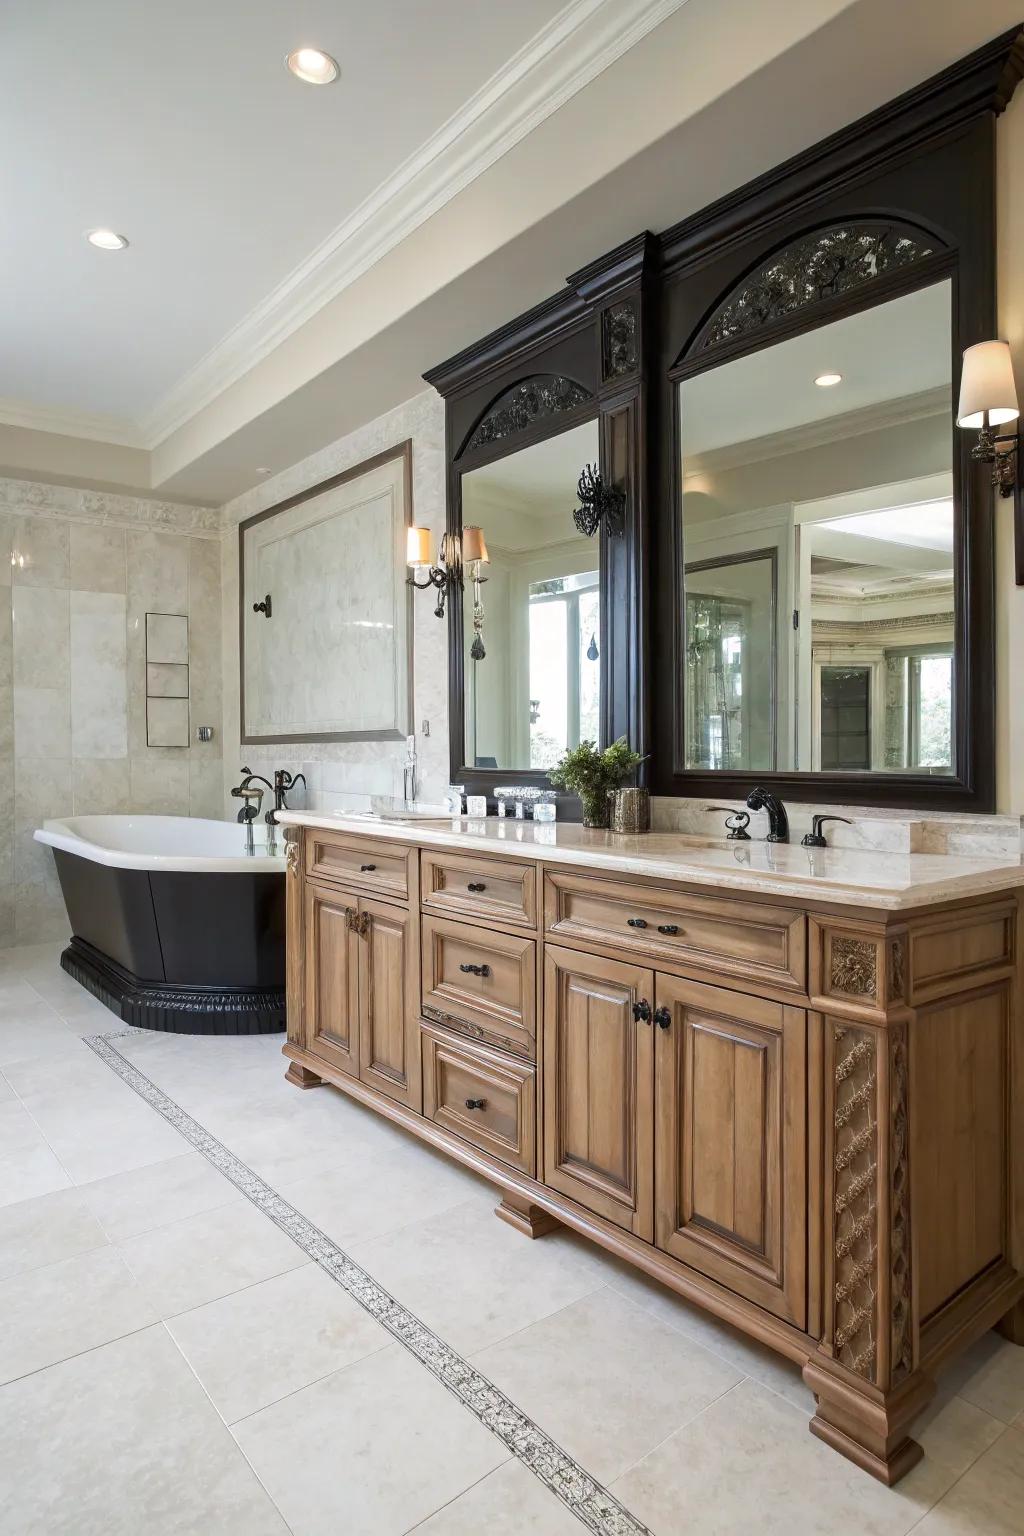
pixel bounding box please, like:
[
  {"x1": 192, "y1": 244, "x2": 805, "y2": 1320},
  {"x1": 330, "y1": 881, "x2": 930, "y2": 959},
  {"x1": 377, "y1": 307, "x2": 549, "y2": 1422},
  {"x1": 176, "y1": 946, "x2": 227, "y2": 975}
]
[
  {"x1": 286, "y1": 47, "x2": 338, "y2": 85},
  {"x1": 86, "y1": 228, "x2": 129, "y2": 251},
  {"x1": 814, "y1": 371, "x2": 843, "y2": 388},
  {"x1": 256, "y1": 467, "x2": 273, "y2": 476}
]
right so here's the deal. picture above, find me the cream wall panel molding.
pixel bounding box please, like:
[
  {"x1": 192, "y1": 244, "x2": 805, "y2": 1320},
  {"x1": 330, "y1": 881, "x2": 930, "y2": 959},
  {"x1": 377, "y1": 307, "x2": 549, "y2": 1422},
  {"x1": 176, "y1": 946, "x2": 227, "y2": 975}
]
[
  {"x1": 140, "y1": 0, "x2": 692, "y2": 449},
  {"x1": 0, "y1": 476, "x2": 220, "y2": 538}
]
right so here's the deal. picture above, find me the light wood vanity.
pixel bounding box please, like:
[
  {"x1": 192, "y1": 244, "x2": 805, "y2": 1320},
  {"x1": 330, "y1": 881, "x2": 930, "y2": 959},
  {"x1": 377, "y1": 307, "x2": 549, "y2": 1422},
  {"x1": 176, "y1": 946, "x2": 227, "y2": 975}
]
[{"x1": 280, "y1": 814, "x2": 1024, "y2": 1486}]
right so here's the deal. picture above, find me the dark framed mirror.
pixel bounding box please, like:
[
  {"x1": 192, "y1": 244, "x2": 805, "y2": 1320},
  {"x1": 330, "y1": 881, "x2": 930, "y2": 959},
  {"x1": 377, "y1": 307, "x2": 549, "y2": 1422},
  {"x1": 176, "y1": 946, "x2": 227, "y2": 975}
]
[
  {"x1": 425, "y1": 235, "x2": 653, "y2": 805},
  {"x1": 649, "y1": 40, "x2": 1016, "y2": 812}
]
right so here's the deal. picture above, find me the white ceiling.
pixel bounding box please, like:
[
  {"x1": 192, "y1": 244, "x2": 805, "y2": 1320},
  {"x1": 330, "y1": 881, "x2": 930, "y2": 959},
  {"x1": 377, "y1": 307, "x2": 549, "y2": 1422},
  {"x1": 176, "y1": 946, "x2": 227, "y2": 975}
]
[
  {"x1": 1, "y1": 0, "x2": 1021, "y2": 503},
  {"x1": 0, "y1": 0, "x2": 565, "y2": 420},
  {"x1": 680, "y1": 282, "x2": 952, "y2": 461}
]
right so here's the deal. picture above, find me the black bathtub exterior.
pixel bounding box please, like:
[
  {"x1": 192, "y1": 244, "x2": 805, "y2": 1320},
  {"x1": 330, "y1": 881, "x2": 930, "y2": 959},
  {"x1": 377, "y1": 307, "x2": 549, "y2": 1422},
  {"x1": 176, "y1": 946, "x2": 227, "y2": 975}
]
[{"x1": 53, "y1": 849, "x2": 285, "y2": 1034}]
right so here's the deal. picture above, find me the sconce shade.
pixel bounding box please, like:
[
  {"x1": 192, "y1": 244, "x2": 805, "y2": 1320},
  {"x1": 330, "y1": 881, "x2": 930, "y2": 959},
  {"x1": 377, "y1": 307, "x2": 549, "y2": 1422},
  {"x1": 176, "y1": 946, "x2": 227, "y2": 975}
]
[
  {"x1": 461, "y1": 525, "x2": 489, "y2": 564},
  {"x1": 406, "y1": 526, "x2": 432, "y2": 566},
  {"x1": 957, "y1": 341, "x2": 1020, "y2": 428}
]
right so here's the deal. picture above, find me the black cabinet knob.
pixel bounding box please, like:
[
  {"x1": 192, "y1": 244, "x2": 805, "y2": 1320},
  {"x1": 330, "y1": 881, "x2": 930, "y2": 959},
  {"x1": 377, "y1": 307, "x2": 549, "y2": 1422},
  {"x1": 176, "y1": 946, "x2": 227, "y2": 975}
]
[
  {"x1": 465, "y1": 1098, "x2": 487, "y2": 1111},
  {"x1": 360, "y1": 863, "x2": 376, "y2": 872},
  {"x1": 627, "y1": 917, "x2": 648, "y2": 929},
  {"x1": 459, "y1": 962, "x2": 491, "y2": 977},
  {"x1": 653, "y1": 1006, "x2": 672, "y2": 1030},
  {"x1": 632, "y1": 999, "x2": 652, "y2": 1024},
  {"x1": 467, "y1": 882, "x2": 486, "y2": 893}
]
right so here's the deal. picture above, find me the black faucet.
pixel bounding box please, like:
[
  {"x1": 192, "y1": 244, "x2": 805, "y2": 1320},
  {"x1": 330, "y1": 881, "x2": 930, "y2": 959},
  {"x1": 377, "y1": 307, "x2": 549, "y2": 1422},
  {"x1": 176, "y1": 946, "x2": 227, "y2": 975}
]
[
  {"x1": 745, "y1": 786, "x2": 789, "y2": 843},
  {"x1": 271, "y1": 769, "x2": 307, "y2": 820},
  {"x1": 231, "y1": 768, "x2": 273, "y2": 824}
]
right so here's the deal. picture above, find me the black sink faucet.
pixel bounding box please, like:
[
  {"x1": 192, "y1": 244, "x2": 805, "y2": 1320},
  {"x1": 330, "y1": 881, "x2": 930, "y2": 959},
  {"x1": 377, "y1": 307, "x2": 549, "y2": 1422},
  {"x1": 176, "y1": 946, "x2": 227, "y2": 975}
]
[{"x1": 745, "y1": 786, "x2": 789, "y2": 844}]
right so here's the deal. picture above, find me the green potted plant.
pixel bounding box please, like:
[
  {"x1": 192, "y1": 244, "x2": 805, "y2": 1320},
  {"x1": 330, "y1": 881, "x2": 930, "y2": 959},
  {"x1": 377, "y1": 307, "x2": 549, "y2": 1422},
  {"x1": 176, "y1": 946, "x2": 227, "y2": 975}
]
[{"x1": 548, "y1": 737, "x2": 645, "y2": 829}]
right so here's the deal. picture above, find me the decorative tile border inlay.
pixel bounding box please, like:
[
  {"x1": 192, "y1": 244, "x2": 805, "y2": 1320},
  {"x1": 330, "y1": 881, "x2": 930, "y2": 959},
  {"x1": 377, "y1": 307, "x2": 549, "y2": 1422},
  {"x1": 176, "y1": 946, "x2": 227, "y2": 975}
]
[{"x1": 86, "y1": 1030, "x2": 651, "y2": 1536}]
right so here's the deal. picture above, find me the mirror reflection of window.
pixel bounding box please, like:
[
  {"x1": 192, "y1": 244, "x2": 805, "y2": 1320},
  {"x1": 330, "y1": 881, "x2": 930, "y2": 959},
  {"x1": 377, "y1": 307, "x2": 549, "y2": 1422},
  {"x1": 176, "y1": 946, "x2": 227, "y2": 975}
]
[
  {"x1": 461, "y1": 419, "x2": 601, "y2": 772},
  {"x1": 679, "y1": 279, "x2": 954, "y2": 777}
]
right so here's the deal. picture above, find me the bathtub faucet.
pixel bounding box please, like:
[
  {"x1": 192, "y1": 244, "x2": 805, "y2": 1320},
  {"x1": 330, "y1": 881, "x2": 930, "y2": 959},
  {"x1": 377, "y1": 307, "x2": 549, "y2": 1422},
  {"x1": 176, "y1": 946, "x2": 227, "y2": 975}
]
[{"x1": 231, "y1": 769, "x2": 273, "y2": 825}]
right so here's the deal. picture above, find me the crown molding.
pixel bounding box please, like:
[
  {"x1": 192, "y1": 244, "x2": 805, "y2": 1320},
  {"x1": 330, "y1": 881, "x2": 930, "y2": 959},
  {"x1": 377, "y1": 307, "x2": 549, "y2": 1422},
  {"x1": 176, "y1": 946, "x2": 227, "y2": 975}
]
[
  {"x1": 0, "y1": 395, "x2": 143, "y2": 448},
  {"x1": 140, "y1": 0, "x2": 690, "y2": 448}
]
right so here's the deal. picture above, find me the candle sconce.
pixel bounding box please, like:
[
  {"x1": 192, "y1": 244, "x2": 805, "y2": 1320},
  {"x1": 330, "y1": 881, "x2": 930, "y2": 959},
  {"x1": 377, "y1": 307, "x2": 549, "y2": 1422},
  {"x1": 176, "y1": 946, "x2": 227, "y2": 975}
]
[{"x1": 957, "y1": 340, "x2": 1023, "y2": 582}]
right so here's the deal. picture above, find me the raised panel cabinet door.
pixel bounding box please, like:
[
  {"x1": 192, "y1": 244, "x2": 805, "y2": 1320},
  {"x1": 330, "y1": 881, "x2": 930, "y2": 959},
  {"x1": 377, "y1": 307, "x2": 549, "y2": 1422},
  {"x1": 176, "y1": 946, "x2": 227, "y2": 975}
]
[
  {"x1": 357, "y1": 895, "x2": 422, "y2": 1111},
  {"x1": 654, "y1": 974, "x2": 807, "y2": 1328},
  {"x1": 303, "y1": 883, "x2": 360, "y2": 1078},
  {"x1": 543, "y1": 944, "x2": 655, "y2": 1240}
]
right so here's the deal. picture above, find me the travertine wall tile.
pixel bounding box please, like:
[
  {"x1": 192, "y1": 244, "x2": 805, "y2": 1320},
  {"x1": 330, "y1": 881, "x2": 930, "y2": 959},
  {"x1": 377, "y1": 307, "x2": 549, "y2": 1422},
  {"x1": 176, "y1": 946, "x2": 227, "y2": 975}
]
[{"x1": 70, "y1": 525, "x2": 126, "y2": 594}]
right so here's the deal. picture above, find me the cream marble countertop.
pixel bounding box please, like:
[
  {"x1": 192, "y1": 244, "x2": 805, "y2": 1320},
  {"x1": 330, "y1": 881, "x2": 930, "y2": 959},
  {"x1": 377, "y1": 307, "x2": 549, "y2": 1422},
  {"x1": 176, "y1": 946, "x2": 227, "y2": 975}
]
[{"x1": 277, "y1": 811, "x2": 1024, "y2": 911}]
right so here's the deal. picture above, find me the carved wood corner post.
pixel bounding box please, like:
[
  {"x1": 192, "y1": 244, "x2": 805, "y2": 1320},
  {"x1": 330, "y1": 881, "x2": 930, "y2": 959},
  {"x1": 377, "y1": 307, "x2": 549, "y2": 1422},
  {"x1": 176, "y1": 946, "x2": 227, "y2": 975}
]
[
  {"x1": 804, "y1": 923, "x2": 930, "y2": 1483},
  {"x1": 284, "y1": 827, "x2": 323, "y2": 1087}
]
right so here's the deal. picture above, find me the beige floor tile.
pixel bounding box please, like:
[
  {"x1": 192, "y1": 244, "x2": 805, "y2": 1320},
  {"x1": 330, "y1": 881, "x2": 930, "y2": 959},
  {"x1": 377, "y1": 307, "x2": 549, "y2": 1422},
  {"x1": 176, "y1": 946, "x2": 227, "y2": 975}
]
[
  {"x1": 278, "y1": 1143, "x2": 486, "y2": 1247},
  {"x1": 167, "y1": 1261, "x2": 391, "y2": 1422},
  {"x1": 0, "y1": 1097, "x2": 46, "y2": 1155},
  {"x1": 911, "y1": 1424, "x2": 1024, "y2": 1534},
  {"x1": 233, "y1": 1343, "x2": 508, "y2": 1536},
  {"x1": 0, "y1": 1325, "x2": 289, "y2": 1535},
  {"x1": 0, "y1": 1140, "x2": 71, "y2": 1207},
  {"x1": 349, "y1": 1198, "x2": 607, "y2": 1354},
  {"x1": 0, "y1": 1244, "x2": 158, "y2": 1382},
  {"x1": 0, "y1": 1068, "x2": 13, "y2": 1101},
  {"x1": 79, "y1": 1151, "x2": 241, "y2": 1240},
  {"x1": 914, "y1": 1390, "x2": 1006, "y2": 1475},
  {"x1": 941, "y1": 1330, "x2": 1024, "y2": 1423},
  {"x1": 0, "y1": 1002, "x2": 77, "y2": 1066},
  {"x1": 117, "y1": 1198, "x2": 308, "y2": 1316},
  {"x1": 0, "y1": 1186, "x2": 108, "y2": 1280},
  {"x1": 410, "y1": 1457, "x2": 584, "y2": 1533},
  {"x1": 17, "y1": 1080, "x2": 188, "y2": 1182},
  {"x1": 2, "y1": 1037, "x2": 123, "y2": 1097},
  {"x1": 611, "y1": 1377, "x2": 960, "y2": 1536},
  {"x1": 605, "y1": 1258, "x2": 815, "y2": 1411},
  {"x1": 472, "y1": 1286, "x2": 742, "y2": 1484}
]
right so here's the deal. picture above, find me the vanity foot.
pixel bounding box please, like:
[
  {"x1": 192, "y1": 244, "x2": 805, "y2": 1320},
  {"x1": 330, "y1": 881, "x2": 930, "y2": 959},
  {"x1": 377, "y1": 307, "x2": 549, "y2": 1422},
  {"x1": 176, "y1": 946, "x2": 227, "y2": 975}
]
[
  {"x1": 495, "y1": 1193, "x2": 559, "y2": 1239},
  {"x1": 804, "y1": 1361, "x2": 933, "y2": 1486},
  {"x1": 285, "y1": 1062, "x2": 324, "y2": 1090},
  {"x1": 997, "y1": 1297, "x2": 1024, "y2": 1345}
]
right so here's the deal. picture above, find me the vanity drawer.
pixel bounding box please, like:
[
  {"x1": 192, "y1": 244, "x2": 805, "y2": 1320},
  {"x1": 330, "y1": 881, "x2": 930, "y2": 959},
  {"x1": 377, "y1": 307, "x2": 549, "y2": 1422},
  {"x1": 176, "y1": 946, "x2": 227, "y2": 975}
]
[
  {"x1": 421, "y1": 1024, "x2": 536, "y2": 1175},
  {"x1": 544, "y1": 871, "x2": 806, "y2": 993},
  {"x1": 304, "y1": 831, "x2": 412, "y2": 900},
  {"x1": 421, "y1": 914, "x2": 536, "y2": 1059},
  {"x1": 420, "y1": 850, "x2": 538, "y2": 930}
]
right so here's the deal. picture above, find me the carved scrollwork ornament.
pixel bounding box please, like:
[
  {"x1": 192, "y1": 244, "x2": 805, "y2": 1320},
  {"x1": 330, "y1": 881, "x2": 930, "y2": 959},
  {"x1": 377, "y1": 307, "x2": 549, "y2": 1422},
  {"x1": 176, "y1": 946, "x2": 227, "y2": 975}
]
[
  {"x1": 284, "y1": 827, "x2": 300, "y2": 877},
  {"x1": 697, "y1": 223, "x2": 937, "y2": 353},
  {"x1": 466, "y1": 375, "x2": 592, "y2": 452},
  {"x1": 601, "y1": 299, "x2": 639, "y2": 379},
  {"x1": 832, "y1": 1025, "x2": 879, "y2": 1382},
  {"x1": 830, "y1": 936, "x2": 878, "y2": 999}
]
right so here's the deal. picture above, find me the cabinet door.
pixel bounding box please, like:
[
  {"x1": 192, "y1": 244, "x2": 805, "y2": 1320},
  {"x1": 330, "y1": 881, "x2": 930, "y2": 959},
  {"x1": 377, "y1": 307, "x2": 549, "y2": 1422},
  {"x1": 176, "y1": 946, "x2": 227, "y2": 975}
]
[
  {"x1": 543, "y1": 944, "x2": 655, "y2": 1240},
  {"x1": 654, "y1": 974, "x2": 806, "y2": 1327},
  {"x1": 304, "y1": 883, "x2": 360, "y2": 1078},
  {"x1": 358, "y1": 895, "x2": 422, "y2": 1111}
]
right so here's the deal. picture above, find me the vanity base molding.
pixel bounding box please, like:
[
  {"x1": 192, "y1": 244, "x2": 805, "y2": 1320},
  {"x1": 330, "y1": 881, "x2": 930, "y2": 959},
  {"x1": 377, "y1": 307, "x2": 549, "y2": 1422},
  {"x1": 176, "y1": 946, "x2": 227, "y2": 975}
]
[
  {"x1": 494, "y1": 1192, "x2": 560, "y2": 1239},
  {"x1": 282, "y1": 819, "x2": 1024, "y2": 1487}
]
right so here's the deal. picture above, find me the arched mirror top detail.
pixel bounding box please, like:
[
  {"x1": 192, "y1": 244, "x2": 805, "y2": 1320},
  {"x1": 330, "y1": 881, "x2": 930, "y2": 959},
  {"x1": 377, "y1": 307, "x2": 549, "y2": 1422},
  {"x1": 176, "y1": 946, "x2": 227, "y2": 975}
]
[
  {"x1": 687, "y1": 221, "x2": 948, "y2": 361},
  {"x1": 462, "y1": 374, "x2": 594, "y2": 456}
]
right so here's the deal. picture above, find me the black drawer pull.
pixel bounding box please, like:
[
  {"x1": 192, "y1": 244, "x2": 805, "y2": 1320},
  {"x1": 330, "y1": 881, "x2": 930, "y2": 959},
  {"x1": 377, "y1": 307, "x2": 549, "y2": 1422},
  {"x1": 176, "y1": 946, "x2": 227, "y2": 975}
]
[
  {"x1": 459, "y1": 962, "x2": 491, "y2": 977},
  {"x1": 627, "y1": 917, "x2": 648, "y2": 929},
  {"x1": 654, "y1": 1006, "x2": 672, "y2": 1030},
  {"x1": 632, "y1": 999, "x2": 651, "y2": 1024},
  {"x1": 360, "y1": 863, "x2": 376, "y2": 872},
  {"x1": 657, "y1": 924, "x2": 679, "y2": 936},
  {"x1": 465, "y1": 1098, "x2": 487, "y2": 1111},
  {"x1": 467, "y1": 882, "x2": 486, "y2": 893}
]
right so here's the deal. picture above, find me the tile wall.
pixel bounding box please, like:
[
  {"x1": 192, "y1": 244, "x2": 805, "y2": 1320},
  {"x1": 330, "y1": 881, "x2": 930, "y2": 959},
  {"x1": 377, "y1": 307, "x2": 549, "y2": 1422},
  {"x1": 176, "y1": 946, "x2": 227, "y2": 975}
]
[{"x1": 0, "y1": 479, "x2": 223, "y2": 944}]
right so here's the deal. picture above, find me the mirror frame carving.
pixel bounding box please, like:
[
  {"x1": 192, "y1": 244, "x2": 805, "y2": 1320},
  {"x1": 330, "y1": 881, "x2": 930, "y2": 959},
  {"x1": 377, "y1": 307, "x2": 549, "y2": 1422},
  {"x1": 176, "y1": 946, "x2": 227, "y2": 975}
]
[{"x1": 425, "y1": 27, "x2": 1024, "y2": 813}]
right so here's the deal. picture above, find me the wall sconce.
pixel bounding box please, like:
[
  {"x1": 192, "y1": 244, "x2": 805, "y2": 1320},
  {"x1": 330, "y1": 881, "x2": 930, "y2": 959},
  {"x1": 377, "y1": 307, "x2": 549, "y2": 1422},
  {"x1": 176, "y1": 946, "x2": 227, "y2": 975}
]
[
  {"x1": 406, "y1": 525, "x2": 488, "y2": 619},
  {"x1": 957, "y1": 340, "x2": 1023, "y2": 581}
]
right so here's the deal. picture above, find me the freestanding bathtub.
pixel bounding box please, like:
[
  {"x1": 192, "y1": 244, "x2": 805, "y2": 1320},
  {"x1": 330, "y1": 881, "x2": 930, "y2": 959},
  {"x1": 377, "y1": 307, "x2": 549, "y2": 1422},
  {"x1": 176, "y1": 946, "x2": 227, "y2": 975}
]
[{"x1": 35, "y1": 816, "x2": 287, "y2": 1035}]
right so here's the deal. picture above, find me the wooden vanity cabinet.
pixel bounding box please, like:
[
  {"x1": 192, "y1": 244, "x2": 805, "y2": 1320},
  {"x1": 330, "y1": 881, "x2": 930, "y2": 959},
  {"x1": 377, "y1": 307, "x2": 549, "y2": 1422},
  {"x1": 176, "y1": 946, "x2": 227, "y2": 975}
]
[{"x1": 283, "y1": 824, "x2": 1024, "y2": 1490}]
